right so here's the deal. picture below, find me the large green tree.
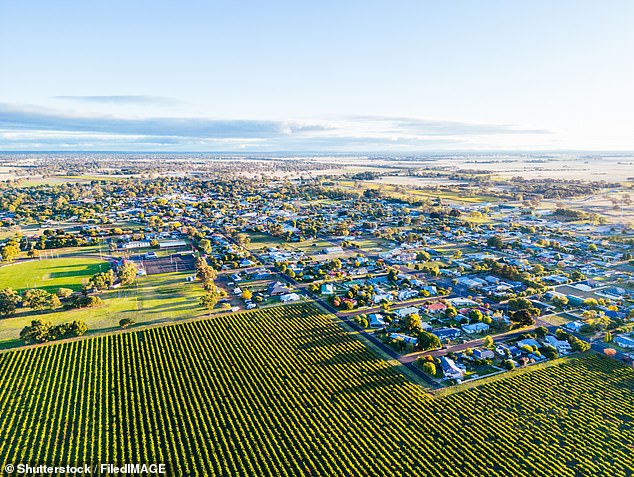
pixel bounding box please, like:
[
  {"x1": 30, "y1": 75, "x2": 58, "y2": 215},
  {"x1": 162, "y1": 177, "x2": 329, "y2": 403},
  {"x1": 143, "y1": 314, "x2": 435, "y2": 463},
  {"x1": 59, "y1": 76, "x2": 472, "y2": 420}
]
[
  {"x1": 0, "y1": 288, "x2": 21, "y2": 317},
  {"x1": 118, "y1": 261, "x2": 138, "y2": 286},
  {"x1": 416, "y1": 331, "x2": 441, "y2": 351}
]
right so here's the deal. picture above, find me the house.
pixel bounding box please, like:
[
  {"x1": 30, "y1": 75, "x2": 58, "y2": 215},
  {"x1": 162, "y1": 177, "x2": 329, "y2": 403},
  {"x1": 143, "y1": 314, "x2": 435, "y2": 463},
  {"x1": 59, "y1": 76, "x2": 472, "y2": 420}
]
[
  {"x1": 564, "y1": 321, "x2": 585, "y2": 333},
  {"x1": 462, "y1": 323, "x2": 490, "y2": 335},
  {"x1": 280, "y1": 293, "x2": 301, "y2": 303},
  {"x1": 373, "y1": 293, "x2": 391, "y2": 304},
  {"x1": 269, "y1": 281, "x2": 291, "y2": 296},
  {"x1": 323, "y1": 246, "x2": 343, "y2": 254},
  {"x1": 473, "y1": 348, "x2": 494, "y2": 360},
  {"x1": 495, "y1": 344, "x2": 521, "y2": 358},
  {"x1": 439, "y1": 356, "x2": 464, "y2": 381},
  {"x1": 614, "y1": 334, "x2": 634, "y2": 349},
  {"x1": 388, "y1": 333, "x2": 417, "y2": 345},
  {"x1": 426, "y1": 302, "x2": 447, "y2": 314},
  {"x1": 516, "y1": 338, "x2": 540, "y2": 349},
  {"x1": 432, "y1": 328, "x2": 461, "y2": 341},
  {"x1": 394, "y1": 307, "x2": 420, "y2": 319},
  {"x1": 158, "y1": 240, "x2": 187, "y2": 249},
  {"x1": 368, "y1": 313, "x2": 386, "y2": 328},
  {"x1": 321, "y1": 283, "x2": 335, "y2": 295},
  {"x1": 545, "y1": 335, "x2": 572, "y2": 355},
  {"x1": 239, "y1": 258, "x2": 255, "y2": 268},
  {"x1": 397, "y1": 289, "x2": 419, "y2": 301}
]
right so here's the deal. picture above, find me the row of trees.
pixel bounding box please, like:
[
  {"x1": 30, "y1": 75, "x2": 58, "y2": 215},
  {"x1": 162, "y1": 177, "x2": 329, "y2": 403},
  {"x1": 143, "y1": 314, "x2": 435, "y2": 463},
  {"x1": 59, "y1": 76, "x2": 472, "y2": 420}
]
[
  {"x1": 20, "y1": 319, "x2": 88, "y2": 344},
  {"x1": 0, "y1": 286, "x2": 104, "y2": 317},
  {"x1": 196, "y1": 257, "x2": 227, "y2": 313}
]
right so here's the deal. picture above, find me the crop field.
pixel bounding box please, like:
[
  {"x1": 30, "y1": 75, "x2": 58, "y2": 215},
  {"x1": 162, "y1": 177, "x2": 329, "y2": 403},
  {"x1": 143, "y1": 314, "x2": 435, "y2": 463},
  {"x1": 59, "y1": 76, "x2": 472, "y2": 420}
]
[
  {"x1": 0, "y1": 257, "x2": 108, "y2": 293},
  {"x1": 0, "y1": 303, "x2": 632, "y2": 476}
]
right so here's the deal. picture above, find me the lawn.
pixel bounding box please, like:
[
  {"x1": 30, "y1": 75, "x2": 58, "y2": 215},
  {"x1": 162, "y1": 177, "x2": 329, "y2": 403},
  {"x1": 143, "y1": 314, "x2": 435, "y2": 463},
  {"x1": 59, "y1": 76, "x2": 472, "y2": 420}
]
[
  {"x1": 0, "y1": 257, "x2": 108, "y2": 293},
  {"x1": 244, "y1": 231, "x2": 284, "y2": 251},
  {"x1": 0, "y1": 271, "x2": 207, "y2": 349}
]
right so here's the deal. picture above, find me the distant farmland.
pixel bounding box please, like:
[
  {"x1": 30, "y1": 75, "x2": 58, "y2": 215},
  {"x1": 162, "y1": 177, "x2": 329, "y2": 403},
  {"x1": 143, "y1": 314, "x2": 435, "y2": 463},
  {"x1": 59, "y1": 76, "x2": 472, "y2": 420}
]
[{"x1": 0, "y1": 303, "x2": 632, "y2": 476}]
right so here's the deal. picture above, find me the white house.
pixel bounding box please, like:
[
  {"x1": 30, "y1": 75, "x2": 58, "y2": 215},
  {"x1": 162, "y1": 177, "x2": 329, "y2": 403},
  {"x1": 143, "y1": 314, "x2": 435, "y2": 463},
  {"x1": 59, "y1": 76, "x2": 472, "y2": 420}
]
[
  {"x1": 394, "y1": 307, "x2": 420, "y2": 319},
  {"x1": 389, "y1": 333, "x2": 417, "y2": 345},
  {"x1": 397, "y1": 289, "x2": 419, "y2": 301},
  {"x1": 280, "y1": 293, "x2": 301, "y2": 303},
  {"x1": 545, "y1": 335, "x2": 572, "y2": 355}
]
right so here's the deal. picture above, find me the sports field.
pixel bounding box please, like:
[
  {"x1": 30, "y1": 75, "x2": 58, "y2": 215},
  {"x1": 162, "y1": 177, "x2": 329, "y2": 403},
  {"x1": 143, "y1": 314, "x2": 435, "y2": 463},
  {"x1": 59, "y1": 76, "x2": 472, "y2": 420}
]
[
  {"x1": 0, "y1": 303, "x2": 631, "y2": 476},
  {"x1": 0, "y1": 257, "x2": 108, "y2": 293},
  {"x1": 0, "y1": 271, "x2": 206, "y2": 349}
]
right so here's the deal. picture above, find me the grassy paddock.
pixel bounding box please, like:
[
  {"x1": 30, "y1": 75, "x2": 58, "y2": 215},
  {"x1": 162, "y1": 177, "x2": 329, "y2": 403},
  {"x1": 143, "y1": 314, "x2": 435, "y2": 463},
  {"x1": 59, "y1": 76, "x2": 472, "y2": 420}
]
[{"x1": 0, "y1": 271, "x2": 206, "y2": 349}]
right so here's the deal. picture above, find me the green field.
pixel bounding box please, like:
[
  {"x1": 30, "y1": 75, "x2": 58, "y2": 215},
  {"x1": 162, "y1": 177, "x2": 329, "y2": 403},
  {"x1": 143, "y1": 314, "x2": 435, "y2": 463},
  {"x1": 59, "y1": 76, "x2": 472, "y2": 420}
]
[
  {"x1": 0, "y1": 271, "x2": 206, "y2": 349},
  {"x1": 0, "y1": 303, "x2": 632, "y2": 476},
  {"x1": 0, "y1": 257, "x2": 108, "y2": 293}
]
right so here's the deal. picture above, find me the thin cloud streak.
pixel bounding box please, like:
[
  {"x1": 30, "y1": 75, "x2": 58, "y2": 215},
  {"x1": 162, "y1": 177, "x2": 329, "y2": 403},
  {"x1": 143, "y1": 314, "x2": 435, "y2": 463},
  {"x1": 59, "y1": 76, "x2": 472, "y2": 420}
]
[
  {"x1": 53, "y1": 95, "x2": 184, "y2": 106},
  {"x1": 0, "y1": 103, "x2": 551, "y2": 151}
]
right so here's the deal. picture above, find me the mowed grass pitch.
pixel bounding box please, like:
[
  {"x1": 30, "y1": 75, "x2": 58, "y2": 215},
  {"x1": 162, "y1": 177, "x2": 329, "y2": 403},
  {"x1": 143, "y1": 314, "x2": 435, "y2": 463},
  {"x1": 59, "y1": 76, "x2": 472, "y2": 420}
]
[
  {"x1": 0, "y1": 303, "x2": 632, "y2": 476},
  {"x1": 0, "y1": 257, "x2": 107, "y2": 293},
  {"x1": 0, "y1": 271, "x2": 206, "y2": 349}
]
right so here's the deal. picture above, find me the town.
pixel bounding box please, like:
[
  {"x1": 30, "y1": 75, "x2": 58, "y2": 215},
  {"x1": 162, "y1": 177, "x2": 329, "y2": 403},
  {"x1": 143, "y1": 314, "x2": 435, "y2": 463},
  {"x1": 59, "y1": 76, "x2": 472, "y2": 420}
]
[{"x1": 1, "y1": 153, "x2": 632, "y2": 389}]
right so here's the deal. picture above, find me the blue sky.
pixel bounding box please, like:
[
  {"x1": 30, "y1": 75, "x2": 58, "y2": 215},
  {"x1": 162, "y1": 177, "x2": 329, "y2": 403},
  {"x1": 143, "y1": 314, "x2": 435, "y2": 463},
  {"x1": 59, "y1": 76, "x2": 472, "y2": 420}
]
[{"x1": 1, "y1": 1, "x2": 633, "y2": 151}]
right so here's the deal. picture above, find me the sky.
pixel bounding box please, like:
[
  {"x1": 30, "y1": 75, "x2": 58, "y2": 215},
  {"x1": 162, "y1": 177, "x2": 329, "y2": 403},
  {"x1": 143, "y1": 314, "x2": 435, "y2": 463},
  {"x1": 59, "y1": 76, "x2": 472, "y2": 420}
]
[{"x1": 1, "y1": 1, "x2": 633, "y2": 152}]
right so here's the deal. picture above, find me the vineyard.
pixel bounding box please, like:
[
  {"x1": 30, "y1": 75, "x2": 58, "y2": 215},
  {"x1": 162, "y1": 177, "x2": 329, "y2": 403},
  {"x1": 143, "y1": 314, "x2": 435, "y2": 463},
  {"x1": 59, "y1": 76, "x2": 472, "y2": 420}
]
[{"x1": 0, "y1": 303, "x2": 633, "y2": 476}]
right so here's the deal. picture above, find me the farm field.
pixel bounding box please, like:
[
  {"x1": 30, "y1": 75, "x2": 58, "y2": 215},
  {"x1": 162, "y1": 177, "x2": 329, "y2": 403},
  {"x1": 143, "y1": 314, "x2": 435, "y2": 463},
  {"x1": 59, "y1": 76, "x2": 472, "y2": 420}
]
[
  {"x1": 0, "y1": 303, "x2": 632, "y2": 476},
  {"x1": 0, "y1": 271, "x2": 206, "y2": 349},
  {"x1": 0, "y1": 257, "x2": 108, "y2": 293}
]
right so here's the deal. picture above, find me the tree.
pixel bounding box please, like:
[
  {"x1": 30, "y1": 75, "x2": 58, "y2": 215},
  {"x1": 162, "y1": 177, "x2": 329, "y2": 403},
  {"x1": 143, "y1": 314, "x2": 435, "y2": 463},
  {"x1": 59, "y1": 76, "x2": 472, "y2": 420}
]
[
  {"x1": 507, "y1": 297, "x2": 533, "y2": 311},
  {"x1": 510, "y1": 309, "x2": 535, "y2": 327},
  {"x1": 487, "y1": 235, "x2": 505, "y2": 249},
  {"x1": 200, "y1": 293, "x2": 219, "y2": 312},
  {"x1": 57, "y1": 288, "x2": 74, "y2": 299},
  {"x1": 198, "y1": 238, "x2": 212, "y2": 254},
  {"x1": 117, "y1": 261, "x2": 138, "y2": 286},
  {"x1": 54, "y1": 320, "x2": 88, "y2": 339},
  {"x1": 119, "y1": 318, "x2": 135, "y2": 329},
  {"x1": 416, "y1": 331, "x2": 441, "y2": 351},
  {"x1": 89, "y1": 269, "x2": 116, "y2": 291},
  {"x1": 0, "y1": 288, "x2": 21, "y2": 317},
  {"x1": 49, "y1": 294, "x2": 62, "y2": 309},
  {"x1": 570, "y1": 337, "x2": 590, "y2": 352},
  {"x1": 469, "y1": 309, "x2": 483, "y2": 322},
  {"x1": 196, "y1": 257, "x2": 217, "y2": 283},
  {"x1": 421, "y1": 361, "x2": 437, "y2": 376},
  {"x1": 23, "y1": 289, "x2": 52, "y2": 311},
  {"x1": 551, "y1": 295, "x2": 569, "y2": 308},
  {"x1": 402, "y1": 313, "x2": 423, "y2": 333},
  {"x1": 20, "y1": 319, "x2": 53, "y2": 344},
  {"x1": 588, "y1": 312, "x2": 611, "y2": 330},
  {"x1": 1, "y1": 243, "x2": 20, "y2": 262},
  {"x1": 535, "y1": 326, "x2": 548, "y2": 339},
  {"x1": 241, "y1": 289, "x2": 253, "y2": 301},
  {"x1": 604, "y1": 331, "x2": 612, "y2": 343},
  {"x1": 503, "y1": 359, "x2": 515, "y2": 370},
  {"x1": 483, "y1": 335, "x2": 494, "y2": 349}
]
